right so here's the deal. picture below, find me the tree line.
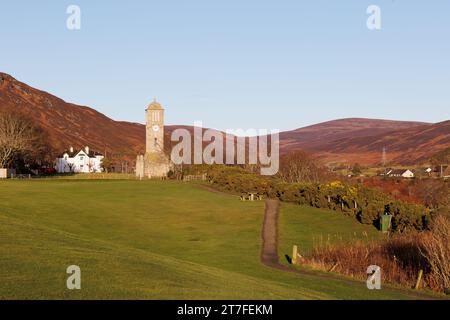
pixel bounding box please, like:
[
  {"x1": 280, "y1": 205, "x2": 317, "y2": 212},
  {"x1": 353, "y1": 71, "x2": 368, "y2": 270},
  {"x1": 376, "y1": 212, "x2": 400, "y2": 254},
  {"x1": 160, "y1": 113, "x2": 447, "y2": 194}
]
[{"x1": 0, "y1": 110, "x2": 50, "y2": 171}]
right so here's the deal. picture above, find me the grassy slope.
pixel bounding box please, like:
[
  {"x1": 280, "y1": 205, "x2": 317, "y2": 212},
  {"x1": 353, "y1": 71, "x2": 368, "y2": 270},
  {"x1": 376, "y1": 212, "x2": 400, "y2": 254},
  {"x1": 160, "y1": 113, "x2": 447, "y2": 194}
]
[{"x1": 0, "y1": 180, "x2": 427, "y2": 299}]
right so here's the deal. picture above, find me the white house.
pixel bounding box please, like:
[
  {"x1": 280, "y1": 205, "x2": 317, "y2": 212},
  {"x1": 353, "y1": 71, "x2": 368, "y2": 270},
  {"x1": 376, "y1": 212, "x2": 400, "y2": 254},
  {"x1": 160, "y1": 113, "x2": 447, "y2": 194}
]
[
  {"x1": 386, "y1": 169, "x2": 414, "y2": 178},
  {"x1": 55, "y1": 146, "x2": 104, "y2": 173}
]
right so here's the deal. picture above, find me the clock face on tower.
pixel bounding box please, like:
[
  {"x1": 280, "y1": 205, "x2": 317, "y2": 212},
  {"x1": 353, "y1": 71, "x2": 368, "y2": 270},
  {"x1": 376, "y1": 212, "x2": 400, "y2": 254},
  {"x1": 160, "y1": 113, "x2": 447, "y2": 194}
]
[{"x1": 152, "y1": 125, "x2": 160, "y2": 132}]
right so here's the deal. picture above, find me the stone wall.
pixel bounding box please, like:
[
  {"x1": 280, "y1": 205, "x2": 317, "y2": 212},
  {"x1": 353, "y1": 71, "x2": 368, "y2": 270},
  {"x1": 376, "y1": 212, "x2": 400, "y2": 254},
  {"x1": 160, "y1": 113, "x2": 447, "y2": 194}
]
[
  {"x1": 135, "y1": 153, "x2": 172, "y2": 178},
  {"x1": 0, "y1": 168, "x2": 16, "y2": 179},
  {"x1": 135, "y1": 155, "x2": 145, "y2": 178}
]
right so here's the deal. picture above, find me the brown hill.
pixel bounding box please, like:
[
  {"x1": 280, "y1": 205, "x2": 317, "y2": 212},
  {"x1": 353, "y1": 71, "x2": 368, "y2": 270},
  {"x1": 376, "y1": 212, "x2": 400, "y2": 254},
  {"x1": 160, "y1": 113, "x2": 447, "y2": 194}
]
[
  {"x1": 279, "y1": 118, "x2": 450, "y2": 165},
  {"x1": 0, "y1": 72, "x2": 145, "y2": 159},
  {"x1": 323, "y1": 121, "x2": 450, "y2": 165},
  {"x1": 1, "y1": 72, "x2": 448, "y2": 166},
  {"x1": 280, "y1": 118, "x2": 425, "y2": 152}
]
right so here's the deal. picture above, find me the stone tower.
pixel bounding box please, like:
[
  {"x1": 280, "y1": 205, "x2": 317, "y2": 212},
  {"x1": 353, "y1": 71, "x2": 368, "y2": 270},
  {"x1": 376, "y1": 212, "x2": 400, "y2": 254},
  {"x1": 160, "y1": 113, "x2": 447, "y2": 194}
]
[
  {"x1": 146, "y1": 100, "x2": 164, "y2": 154},
  {"x1": 136, "y1": 100, "x2": 172, "y2": 178}
]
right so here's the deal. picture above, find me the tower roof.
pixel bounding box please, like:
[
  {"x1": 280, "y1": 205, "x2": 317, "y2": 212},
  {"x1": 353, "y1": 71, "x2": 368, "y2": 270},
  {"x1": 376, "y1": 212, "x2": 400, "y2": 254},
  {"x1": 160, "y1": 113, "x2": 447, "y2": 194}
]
[{"x1": 146, "y1": 99, "x2": 163, "y2": 110}]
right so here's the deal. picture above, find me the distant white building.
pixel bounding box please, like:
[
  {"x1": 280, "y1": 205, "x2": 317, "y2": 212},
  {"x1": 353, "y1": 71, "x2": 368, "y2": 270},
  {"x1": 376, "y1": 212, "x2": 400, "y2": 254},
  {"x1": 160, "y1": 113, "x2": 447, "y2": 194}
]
[
  {"x1": 386, "y1": 169, "x2": 415, "y2": 178},
  {"x1": 55, "y1": 146, "x2": 104, "y2": 173}
]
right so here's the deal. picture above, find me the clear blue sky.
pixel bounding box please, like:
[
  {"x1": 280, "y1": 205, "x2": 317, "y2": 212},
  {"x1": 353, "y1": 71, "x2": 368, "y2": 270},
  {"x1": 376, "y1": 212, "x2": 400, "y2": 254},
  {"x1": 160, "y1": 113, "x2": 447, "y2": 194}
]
[{"x1": 0, "y1": 0, "x2": 449, "y2": 131}]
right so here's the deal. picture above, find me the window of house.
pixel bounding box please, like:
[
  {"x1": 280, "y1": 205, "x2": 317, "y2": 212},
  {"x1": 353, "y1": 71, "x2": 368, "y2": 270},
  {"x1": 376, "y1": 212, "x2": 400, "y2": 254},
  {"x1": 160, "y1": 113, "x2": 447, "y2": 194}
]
[{"x1": 80, "y1": 156, "x2": 84, "y2": 161}]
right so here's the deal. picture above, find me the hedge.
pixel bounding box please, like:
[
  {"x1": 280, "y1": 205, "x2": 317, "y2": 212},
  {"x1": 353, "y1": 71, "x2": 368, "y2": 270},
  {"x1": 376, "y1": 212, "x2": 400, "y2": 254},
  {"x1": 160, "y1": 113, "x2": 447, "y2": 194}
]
[{"x1": 205, "y1": 165, "x2": 430, "y2": 232}]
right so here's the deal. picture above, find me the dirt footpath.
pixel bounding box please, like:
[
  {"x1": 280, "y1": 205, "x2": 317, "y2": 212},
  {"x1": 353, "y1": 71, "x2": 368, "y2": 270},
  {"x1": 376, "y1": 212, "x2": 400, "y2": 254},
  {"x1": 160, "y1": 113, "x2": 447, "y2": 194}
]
[
  {"x1": 259, "y1": 199, "x2": 442, "y2": 300},
  {"x1": 260, "y1": 199, "x2": 281, "y2": 268}
]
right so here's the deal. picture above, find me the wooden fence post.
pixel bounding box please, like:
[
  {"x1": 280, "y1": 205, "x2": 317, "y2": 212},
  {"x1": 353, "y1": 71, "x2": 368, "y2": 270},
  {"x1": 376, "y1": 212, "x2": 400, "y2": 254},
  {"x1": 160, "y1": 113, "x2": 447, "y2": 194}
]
[
  {"x1": 415, "y1": 270, "x2": 423, "y2": 289},
  {"x1": 292, "y1": 245, "x2": 298, "y2": 265}
]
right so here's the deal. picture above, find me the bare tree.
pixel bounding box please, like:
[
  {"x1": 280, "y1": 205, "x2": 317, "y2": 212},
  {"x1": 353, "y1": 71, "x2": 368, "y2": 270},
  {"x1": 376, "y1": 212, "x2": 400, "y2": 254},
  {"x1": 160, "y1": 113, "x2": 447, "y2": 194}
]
[
  {"x1": 278, "y1": 150, "x2": 332, "y2": 183},
  {"x1": 0, "y1": 110, "x2": 44, "y2": 168},
  {"x1": 420, "y1": 215, "x2": 450, "y2": 291},
  {"x1": 67, "y1": 163, "x2": 75, "y2": 173},
  {"x1": 414, "y1": 179, "x2": 449, "y2": 209},
  {"x1": 100, "y1": 157, "x2": 113, "y2": 173}
]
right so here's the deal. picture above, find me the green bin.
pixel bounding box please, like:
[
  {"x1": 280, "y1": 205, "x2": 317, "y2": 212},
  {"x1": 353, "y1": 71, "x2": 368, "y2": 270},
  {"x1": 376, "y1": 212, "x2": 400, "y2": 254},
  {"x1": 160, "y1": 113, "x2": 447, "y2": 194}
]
[{"x1": 380, "y1": 214, "x2": 392, "y2": 233}]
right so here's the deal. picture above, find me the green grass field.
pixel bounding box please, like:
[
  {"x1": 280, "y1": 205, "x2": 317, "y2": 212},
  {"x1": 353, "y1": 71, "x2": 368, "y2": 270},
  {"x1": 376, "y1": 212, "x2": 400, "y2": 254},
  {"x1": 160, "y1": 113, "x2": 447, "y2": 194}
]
[
  {"x1": 279, "y1": 205, "x2": 383, "y2": 264},
  {"x1": 0, "y1": 180, "x2": 436, "y2": 299}
]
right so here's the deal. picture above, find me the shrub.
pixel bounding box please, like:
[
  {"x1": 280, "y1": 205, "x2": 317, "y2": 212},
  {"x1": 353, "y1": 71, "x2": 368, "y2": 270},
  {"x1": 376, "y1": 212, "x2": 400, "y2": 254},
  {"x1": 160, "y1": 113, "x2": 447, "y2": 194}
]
[
  {"x1": 304, "y1": 230, "x2": 447, "y2": 293},
  {"x1": 419, "y1": 215, "x2": 450, "y2": 292},
  {"x1": 206, "y1": 165, "x2": 429, "y2": 232}
]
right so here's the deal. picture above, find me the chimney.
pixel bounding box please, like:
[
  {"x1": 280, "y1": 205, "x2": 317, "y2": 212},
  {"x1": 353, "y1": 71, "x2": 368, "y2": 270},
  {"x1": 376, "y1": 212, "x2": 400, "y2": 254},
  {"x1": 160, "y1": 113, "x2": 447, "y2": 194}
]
[
  {"x1": 85, "y1": 146, "x2": 89, "y2": 155},
  {"x1": 69, "y1": 146, "x2": 74, "y2": 153}
]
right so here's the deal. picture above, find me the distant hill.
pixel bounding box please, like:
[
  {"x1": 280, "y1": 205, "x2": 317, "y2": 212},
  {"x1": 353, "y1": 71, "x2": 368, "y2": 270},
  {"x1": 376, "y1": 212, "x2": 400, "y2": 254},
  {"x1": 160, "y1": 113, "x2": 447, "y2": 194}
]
[
  {"x1": 1, "y1": 72, "x2": 448, "y2": 165},
  {"x1": 0, "y1": 72, "x2": 145, "y2": 159},
  {"x1": 319, "y1": 121, "x2": 449, "y2": 165},
  {"x1": 279, "y1": 118, "x2": 450, "y2": 165}
]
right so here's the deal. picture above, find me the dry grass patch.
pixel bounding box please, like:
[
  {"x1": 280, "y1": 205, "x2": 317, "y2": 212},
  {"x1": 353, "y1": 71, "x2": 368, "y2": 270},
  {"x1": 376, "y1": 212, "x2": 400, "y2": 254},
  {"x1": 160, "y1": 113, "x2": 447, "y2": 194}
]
[{"x1": 303, "y1": 215, "x2": 449, "y2": 293}]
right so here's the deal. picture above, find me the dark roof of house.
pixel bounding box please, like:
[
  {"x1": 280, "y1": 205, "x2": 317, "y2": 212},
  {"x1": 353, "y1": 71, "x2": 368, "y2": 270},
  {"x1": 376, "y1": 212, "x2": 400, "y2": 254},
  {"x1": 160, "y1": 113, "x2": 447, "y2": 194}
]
[
  {"x1": 389, "y1": 169, "x2": 411, "y2": 175},
  {"x1": 87, "y1": 150, "x2": 103, "y2": 157},
  {"x1": 59, "y1": 150, "x2": 77, "y2": 158},
  {"x1": 58, "y1": 148, "x2": 103, "y2": 158}
]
